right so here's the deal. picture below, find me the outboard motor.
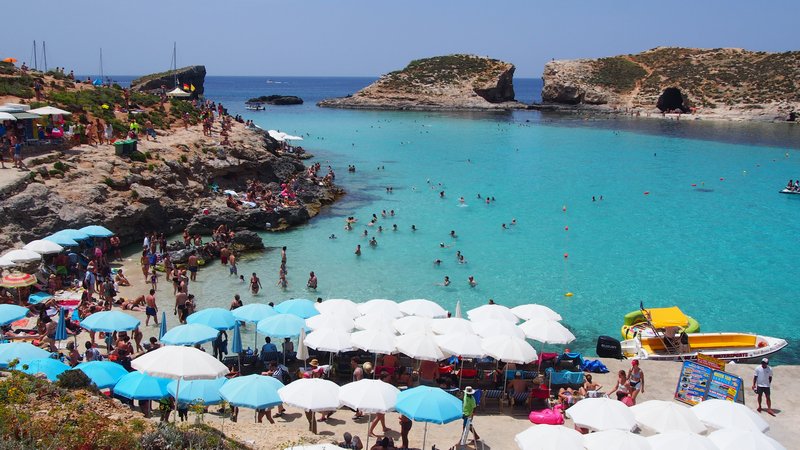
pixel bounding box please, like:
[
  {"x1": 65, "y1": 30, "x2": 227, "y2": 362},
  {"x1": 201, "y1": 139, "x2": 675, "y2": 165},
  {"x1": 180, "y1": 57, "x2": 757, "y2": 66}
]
[{"x1": 596, "y1": 335, "x2": 624, "y2": 359}]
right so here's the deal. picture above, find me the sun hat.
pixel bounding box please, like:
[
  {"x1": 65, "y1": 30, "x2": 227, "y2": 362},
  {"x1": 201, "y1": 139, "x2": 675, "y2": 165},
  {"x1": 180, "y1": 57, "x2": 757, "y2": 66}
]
[
  {"x1": 309, "y1": 358, "x2": 319, "y2": 367},
  {"x1": 762, "y1": 358, "x2": 769, "y2": 363},
  {"x1": 464, "y1": 386, "x2": 475, "y2": 395}
]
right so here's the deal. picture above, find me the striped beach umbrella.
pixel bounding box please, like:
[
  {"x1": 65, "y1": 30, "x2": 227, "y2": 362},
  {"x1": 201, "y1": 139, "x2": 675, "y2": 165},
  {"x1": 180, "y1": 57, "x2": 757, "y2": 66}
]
[{"x1": 1, "y1": 272, "x2": 37, "y2": 288}]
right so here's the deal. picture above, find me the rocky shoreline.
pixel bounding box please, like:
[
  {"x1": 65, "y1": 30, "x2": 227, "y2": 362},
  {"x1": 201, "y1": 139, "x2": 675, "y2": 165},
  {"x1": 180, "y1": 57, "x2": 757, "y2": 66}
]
[{"x1": 0, "y1": 123, "x2": 343, "y2": 249}]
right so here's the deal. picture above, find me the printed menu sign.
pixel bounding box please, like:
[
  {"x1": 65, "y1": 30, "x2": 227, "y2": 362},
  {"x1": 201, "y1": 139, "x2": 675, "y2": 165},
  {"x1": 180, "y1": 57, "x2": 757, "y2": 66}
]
[{"x1": 674, "y1": 360, "x2": 744, "y2": 405}]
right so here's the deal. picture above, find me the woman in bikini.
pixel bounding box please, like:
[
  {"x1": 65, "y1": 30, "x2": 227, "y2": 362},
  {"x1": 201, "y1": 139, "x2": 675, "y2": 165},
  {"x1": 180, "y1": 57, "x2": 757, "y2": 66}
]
[
  {"x1": 627, "y1": 360, "x2": 645, "y2": 404},
  {"x1": 250, "y1": 273, "x2": 262, "y2": 294}
]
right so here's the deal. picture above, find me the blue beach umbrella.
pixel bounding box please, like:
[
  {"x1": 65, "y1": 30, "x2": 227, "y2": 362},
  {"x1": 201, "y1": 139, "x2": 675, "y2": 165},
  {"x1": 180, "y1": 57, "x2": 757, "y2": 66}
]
[
  {"x1": 0, "y1": 342, "x2": 52, "y2": 368},
  {"x1": 231, "y1": 325, "x2": 242, "y2": 354},
  {"x1": 159, "y1": 311, "x2": 167, "y2": 340},
  {"x1": 0, "y1": 304, "x2": 28, "y2": 326},
  {"x1": 43, "y1": 233, "x2": 79, "y2": 247},
  {"x1": 78, "y1": 225, "x2": 114, "y2": 238},
  {"x1": 231, "y1": 303, "x2": 276, "y2": 324},
  {"x1": 167, "y1": 377, "x2": 227, "y2": 405},
  {"x1": 396, "y1": 386, "x2": 463, "y2": 450},
  {"x1": 28, "y1": 291, "x2": 54, "y2": 305},
  {"x1": 73, "y1": 361, "x2": 128, "y2": 389},
  {"x1": 114, "y1": 371, "x2": 171, "y2": 400},
  {"x1": 80, "y1": 311, "x2": 140, "y2": 332},
  {"x1": 257, "y1": 313, "x2": 310, "y2": 338},
  {"x1": 161, "y1": 324, "x2": 219, "y2": 346},
  {"x1": 219, "y1": 374, "x2": 283, "y2": 409},
  {"x1": 55, "y1": 228, "x2": 92, "y2": 241},
  {"x1": 275, "y1": 298, "x2": 320, "y2": 319},
  {"x1": 54, "y1": 307, "x2": 68, "y2": 342},
  {"x1": 186, "y1": 308, "x2": 236, "y2": 331},
  {"x1": 19, "y1": 358, "x2": 70, "y2": 381}
]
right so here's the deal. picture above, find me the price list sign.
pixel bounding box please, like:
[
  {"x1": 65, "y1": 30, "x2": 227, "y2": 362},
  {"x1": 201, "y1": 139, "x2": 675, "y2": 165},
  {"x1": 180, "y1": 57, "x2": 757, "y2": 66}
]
[
  {"x1": 674, "y1": 360, "x2": 744, "y2": 405},
  {"x1": 707, "y1": 370, "x2": 743, "y2": 402}
]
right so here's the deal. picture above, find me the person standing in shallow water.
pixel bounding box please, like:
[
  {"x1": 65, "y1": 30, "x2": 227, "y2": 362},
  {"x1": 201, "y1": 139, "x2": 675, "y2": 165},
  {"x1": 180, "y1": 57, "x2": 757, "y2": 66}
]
[
  {"x1": 250, "y1": 273, "x2": 262, "y2": 294},
  {"x1": 307, "y1": 271, "x2": 317, "y2": 290}
]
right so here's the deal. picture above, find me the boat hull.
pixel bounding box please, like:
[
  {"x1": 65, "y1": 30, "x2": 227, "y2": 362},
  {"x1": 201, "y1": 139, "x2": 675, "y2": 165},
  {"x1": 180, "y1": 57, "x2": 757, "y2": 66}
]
[{"x1": 621, "y1": 333, "x2": 788, "y2": 363}]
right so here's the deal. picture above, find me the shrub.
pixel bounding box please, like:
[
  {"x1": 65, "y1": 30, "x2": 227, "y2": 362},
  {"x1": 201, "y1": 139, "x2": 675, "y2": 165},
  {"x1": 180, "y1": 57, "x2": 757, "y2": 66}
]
[
  {"x1": 55, "y1": 369, "x2": 93, "y2": 390},
  {"x1": 129, "y1": 151, "x2": 147, "y2": 163},
  {"x1": 53, "y1": 161, "x2": 67, "y2": 172},
  {"x1": 103, "y1": 177, "x2": 114, "y2": 186},
  {"x1": 180, "y1": 155, "x2": 188, "y2": 163}
]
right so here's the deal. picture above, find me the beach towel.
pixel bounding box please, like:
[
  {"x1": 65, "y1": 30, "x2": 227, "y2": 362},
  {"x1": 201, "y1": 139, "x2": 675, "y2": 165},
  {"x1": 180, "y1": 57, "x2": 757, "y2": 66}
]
[{"x1": 580, "y1": 359, "x2": 609, "y2": 373}]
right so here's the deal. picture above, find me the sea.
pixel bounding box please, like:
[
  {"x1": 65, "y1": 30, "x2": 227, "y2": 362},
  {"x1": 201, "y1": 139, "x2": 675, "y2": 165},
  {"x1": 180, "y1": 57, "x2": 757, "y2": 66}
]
[{"x1": 112, "y1": 75, "x2": 800, "y2": 363}]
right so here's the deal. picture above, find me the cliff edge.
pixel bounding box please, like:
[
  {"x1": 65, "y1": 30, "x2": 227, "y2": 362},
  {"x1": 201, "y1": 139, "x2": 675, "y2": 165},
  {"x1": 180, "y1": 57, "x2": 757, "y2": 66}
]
[
  {"x1": 541, "y1": 47, "x2": 800, "y2": 121},
  {"x1": 319, "y1": 54, "x2": 527, "y2": 111},
  {"x1": 131, "y1": 65, "x2": 206, "y2": 97}
]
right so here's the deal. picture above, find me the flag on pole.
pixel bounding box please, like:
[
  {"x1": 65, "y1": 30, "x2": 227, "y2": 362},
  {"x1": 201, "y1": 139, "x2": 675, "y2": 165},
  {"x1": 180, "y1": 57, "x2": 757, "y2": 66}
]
[{"x1": 190, "y1": 84, "x2": 195, "y2": 92}]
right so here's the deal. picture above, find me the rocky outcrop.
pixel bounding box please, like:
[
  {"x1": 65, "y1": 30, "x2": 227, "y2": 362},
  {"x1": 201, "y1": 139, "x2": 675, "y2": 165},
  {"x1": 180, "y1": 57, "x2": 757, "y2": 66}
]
[
  {"x1": 130, "y1": 65, "x2": 206, "y2": 97},
  {"x1": 248, "y1": 95, "x2": 304, "y2": 105},
  {"x1": 0, "y1": 124, "x2": 343, "y2": 250},
  {"x1": 540, "y1": 47, "x2": 800, "y2": 121},
  {"x1": 319, "y1": 54, "x2": 528, "y2": 111}
]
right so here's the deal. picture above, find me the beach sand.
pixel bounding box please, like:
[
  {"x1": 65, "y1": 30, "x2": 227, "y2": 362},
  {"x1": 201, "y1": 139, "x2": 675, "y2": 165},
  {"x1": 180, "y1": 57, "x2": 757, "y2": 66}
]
[{"x1": 111, "y1": 251, "x2": 796, "y2": 449}]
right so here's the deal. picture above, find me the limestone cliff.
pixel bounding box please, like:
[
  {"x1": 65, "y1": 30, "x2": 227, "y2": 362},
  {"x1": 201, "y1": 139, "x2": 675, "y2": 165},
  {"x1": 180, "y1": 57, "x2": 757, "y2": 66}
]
[
  {"x1": 540, "y1": 47, "x2": 800, "y2": 121},
  {"x1": 131, "y1": 65, "x2": 206, "y2": 97},
  {"x1": 319, "y1": 54, "x2": 527, "y2": 111}
]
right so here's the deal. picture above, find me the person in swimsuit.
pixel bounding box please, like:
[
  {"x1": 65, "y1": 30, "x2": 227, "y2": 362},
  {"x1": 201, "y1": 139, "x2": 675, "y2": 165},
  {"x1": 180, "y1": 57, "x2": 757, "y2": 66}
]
[
  {"x1": 613, "y1": 369, "x2": 630, "y2": 401},
  {"x1": 627, "y1": 360, "x2": 644, "y2": 404},
  {"x1": 250, "y1": 273, "x2": 262, "y2": 294},
  {"x1": 145, "y1": 290, "x2": 158, "y2": 325}
]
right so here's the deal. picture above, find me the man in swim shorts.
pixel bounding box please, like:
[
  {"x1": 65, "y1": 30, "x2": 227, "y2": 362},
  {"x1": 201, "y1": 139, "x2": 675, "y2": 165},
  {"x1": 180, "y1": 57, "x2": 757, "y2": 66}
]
[
  {"x1": 145, "y1": 289, "x2": 158, "y2": 326},
  {"x1": 187, "y1": 252, "x2": 198, "y2": 281}
]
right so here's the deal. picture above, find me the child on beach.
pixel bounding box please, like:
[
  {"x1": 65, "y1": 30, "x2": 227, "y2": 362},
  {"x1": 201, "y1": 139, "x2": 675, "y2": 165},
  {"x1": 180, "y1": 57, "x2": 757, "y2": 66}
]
[{"x1": 150, "y1": 268, "x2": 158, "y2": 291}]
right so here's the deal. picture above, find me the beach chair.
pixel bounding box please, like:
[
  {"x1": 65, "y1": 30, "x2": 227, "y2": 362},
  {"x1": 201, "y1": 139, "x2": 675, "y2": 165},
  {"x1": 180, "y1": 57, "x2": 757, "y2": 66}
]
[{"x1": 480, "y1": 388, "x2": 505, "y2": 412}]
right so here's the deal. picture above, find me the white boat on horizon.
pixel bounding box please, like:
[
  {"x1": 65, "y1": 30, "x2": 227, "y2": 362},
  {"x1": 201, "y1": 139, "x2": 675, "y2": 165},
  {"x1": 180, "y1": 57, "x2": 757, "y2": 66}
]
[{"x1": 621, "y1": 332, "x2": 788, "y2": 363}]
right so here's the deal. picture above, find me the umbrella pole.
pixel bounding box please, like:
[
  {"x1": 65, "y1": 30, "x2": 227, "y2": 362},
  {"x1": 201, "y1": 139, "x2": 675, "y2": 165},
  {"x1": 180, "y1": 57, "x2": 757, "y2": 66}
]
[
  {"x1": 365, "y1": 413, "x2": 372, "y2": 449},
  {"x1": 537, "y1": 342, "x2": 545, "y2": 374},
  {"x1": 502, "y1": 364, "x2": 508, "y2": 406},
  {"x1": 458, "y1": 359, "x2": 464, "y2": 389},
  {"x1": 422, "y1": 422, "x2": 428, "y2": 450},
  {"x1": 374, "y1": 353, "x2": 378, "y2": 379},
  {"x1": 173, "y1": 378, "x2": 181, "y2": 423}
]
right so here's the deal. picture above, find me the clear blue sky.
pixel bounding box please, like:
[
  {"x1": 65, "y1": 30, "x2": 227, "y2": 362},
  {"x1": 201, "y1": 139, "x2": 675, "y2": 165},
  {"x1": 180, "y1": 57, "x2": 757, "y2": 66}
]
[{"x1": 2, "y1": 0, "x2": 797, "y2": 78}]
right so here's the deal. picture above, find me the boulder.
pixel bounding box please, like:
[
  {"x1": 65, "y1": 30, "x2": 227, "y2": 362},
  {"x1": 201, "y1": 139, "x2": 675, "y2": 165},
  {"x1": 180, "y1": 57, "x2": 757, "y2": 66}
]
[{"x1": 230, "y1": 230, "x2": 264, "y2": 250}]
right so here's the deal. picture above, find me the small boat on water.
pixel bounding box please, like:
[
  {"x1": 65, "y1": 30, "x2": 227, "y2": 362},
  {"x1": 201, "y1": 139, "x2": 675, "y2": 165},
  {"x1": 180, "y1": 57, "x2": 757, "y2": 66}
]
[
  {"x1": 621, "y1": 306, "x2": 700, "y2": 340},
  {"x1": 779, "y1": 188, "x2": 800, "y2": 195},
  {"x1": 621, "y1": 332, "x2": 788, "y2": 363},
  {"x1": 245, "y1": 102, "x2": 265, "y2": 111}
]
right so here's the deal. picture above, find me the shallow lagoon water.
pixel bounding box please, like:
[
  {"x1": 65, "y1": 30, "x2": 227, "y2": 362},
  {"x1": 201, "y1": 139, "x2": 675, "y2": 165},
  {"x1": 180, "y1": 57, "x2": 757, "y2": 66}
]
[{"x1": 176, "y1": 77, "x2": 800, "y2": 362}]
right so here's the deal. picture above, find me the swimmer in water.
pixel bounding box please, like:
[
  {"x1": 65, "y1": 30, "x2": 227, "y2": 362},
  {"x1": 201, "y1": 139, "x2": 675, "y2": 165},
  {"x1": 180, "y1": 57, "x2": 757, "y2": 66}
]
[
  {"x1": 468, "y1": 276, "x2": 477, "y2": 287},
  {"x1": 502, "y1": 223, "x2": 507, "y2": 229},
  {"x1": 411, "y1": 225, "x2": 417, "y2": 231},
  {"x1": 355, "y1": 245, "x2": 361, "y2": 256},
  {"x1": 329, "y1": 234, "x2": 337, "y2": 239},
  {"x1": 440, "y1": 191, "x2": 445, "y2": 198},
  {"x1": 434, "y1": 259, "x2": 442, "y2": 266},
  {"x1": 488, "y1": 299, "x2": 495, "y2": 305},
  {"x1": 511, "y1": 218, "x2": 517, "y2": 225},
  {"x1": 439, "y1": 242, "x2": 452, "y2": 248},
  {"x1": 378, "y1": 226, "x2": 383, "y2": 233},
  {"x1": 369, "y1": 237, "x2": 378, "y2": 247},
  {"x1": 392, "y1": 224, "x2": 398, "y2": 231},
  {"x1": 390, "y1": 210, "x2": 395, "y2": 216},
  {"x1": 440, "y1": 276, "x2": 450, "y2": 287},
  {"x1": 363, "y1": 230, "x2": 368, "y2": 237},
  {"x1": 382, "y1": 210, "x2": 387, "y2": 217},
  {"x1": 459, "y1": 197, "x2": 465, "y2": 204},
  {"x1": 450, "y1": 230, "x2": 457, "y2": 238},
  {"x1": 459, "y1": 254, "x2": 466, "y2": 264}
]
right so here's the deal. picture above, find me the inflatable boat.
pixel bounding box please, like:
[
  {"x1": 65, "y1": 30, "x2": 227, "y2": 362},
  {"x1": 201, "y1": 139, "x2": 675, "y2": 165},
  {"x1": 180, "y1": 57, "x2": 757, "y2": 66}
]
[
  {"x1": 621, "y1": 332, "x2": 788, "y2": 363},
  {"x1": 621, "y1": 306, "x2": 700, "y2": 340}
]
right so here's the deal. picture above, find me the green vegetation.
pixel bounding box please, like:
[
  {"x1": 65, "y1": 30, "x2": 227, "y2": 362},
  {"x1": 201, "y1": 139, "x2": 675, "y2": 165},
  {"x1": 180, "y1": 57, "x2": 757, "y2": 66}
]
[
  {"x1": 130, "y1": 66, "x2": 198, "y2": 87},
  {"x1": 0, "y1": 61, "x2": 16, "y2": 75},
  {"x1": 379, "y1": 54, "x2": 509, "y2": 93},
  {"x1": 0, "y1": 75, "x2": 35, "y2": 98},
  {"x1": 129, "y1": 151, "x2": 147, "y2": 163},
  {"x1": 589, "y1": 57, "x2": 647, "y2": 92}
]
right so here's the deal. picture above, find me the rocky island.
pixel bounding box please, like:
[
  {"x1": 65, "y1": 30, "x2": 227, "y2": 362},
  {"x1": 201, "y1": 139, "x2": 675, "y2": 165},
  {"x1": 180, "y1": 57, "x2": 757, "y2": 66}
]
[
  {"x1": 248, "y1": 95, "x2": 304, "y2": 105},
  {"x1": 319, "y1": 54, "x2": 528, "y2": 111},
  {"x1": 539, "y1": 47, "x2": 800, "y2": 121}
]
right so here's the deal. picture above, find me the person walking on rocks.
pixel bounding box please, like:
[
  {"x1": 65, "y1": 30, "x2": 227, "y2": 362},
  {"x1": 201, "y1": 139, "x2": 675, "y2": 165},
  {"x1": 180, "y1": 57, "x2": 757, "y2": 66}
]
[{"x1": 753, "y1": 357, "x2": 775, "y2": 415}]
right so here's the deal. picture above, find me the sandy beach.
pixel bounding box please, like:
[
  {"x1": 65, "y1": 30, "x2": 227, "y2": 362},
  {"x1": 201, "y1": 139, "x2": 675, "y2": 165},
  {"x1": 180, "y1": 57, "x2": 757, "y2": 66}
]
[{"x1": 109, "y1": 249, "x2": 796, "y2": 449}]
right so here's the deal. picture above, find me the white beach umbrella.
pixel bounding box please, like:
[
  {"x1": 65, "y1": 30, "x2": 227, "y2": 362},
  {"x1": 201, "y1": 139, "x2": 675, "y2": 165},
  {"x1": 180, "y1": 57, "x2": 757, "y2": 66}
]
[
  {"x1": 467, "y1": 304, "x2": 518, "y2": 323},
  {"x1": 0, "y1": 112, "x2": 17, "y2": 121},
  {"x1": 431, "y1": 317, "x2": 474, "y2": 335},
  {"x1": 278, "y1": 378, "x2": 340, "y2": 411},
  {"x1": 471, "y1": 318, "x2": 525, "y2": 339},
  {"x1": 399, "y1": 299, "x2": 448, "y2": 318},
  {"x1": 631, "y1": 400, "x2": 706, "y2": 434},
  {"x1": 481, "y1": 336, "x2": 537, "y2": 364},
  {"x1": 511, "y1": 304, "x2": 562, "y2": 321},
  {"x1": 296, "y1": 328, "x2": 310, "y2": 362},
  {"x1": 351, "y1": 329, "x2": 397, "y2": 355},
  {"x1": 584, "y1": 429, "x2": 652, "y2": 450},
  {"x1": 434, "y1": 332, "x2": 486, "y2": 359},
  {"x1": 358, "y1": 299, "x2": 403, "y2": 318},
  {"x1": 28, "y1": 106, "x2": 72, "y2": 116},
  {"x1": 514, "y1": 425, "x2": 584, "y2": 450},
  {"x1": 691, "y1": 398, "x2": 769, "y2": 432},
  {"x1": 708, "y1": 429, "x2": 785, "y2": 450},
  {"x1": 0, "y1": 256, "x2": 16, "y2": 268},
  {"x1": 303, "y1": 328, "x2": 354, "y2": 353},
  {"x1": 565, "y1": 397, "x2": 636, "y2": 431},
  {"x1": 393, "y1": 316, "x2": 432, "y2": 334},
  {"x1": 646, "y1": 431, "x2": 719, "y2": 450},
  {"x1": 23, "y1": 240, "x2": 63, "y2": 255},
  {"x1": 519, "y1": 319, "x2": 576, "y2": 344},
  {"x1": 396, "y1": 332, "x2": 449, "y2": 362},
  {"x1": 354, "y1": 313, "x2": 397, "y2": 332},
  {"x1": 131, "y1": 345, "x2": 228, "y2": 380},
  {"x1": 339, "y1": 378, "x2": 400, "y2": 414},
  {"x1": 454, "y1": 300, "x2": 462, "y2": 319},
  {"x1": 2, "y1": 249, "x2": 42, "y2": 264},
  {"x1": 315, "y1": 298, "x2": 360, "y2": 319},
  {"x1": 305, "y1": 313, "x2": 355, "y2": 331}
]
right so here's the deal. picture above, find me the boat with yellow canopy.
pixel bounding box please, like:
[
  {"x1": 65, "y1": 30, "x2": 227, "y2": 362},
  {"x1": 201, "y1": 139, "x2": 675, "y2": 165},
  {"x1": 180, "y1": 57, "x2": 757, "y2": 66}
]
[{"x1": 621, "y1": 306, "x2": 700, "y2": 340}]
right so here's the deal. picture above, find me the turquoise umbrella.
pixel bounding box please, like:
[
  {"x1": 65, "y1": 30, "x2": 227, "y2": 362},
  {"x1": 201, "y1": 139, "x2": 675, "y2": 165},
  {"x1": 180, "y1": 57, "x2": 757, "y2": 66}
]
[
  {"x1": 73, "y1": 361, "x2": 128, "y2": 389},
  {"x1": 80, "y1": 311, "x2": 140, "y2": 332},
  {"x1": 19, "y1": 358, "x2": 70, "y2": 381},
  {"x1": 54, "y1": 307, "x2": 68, "y2": 341},
  {"x1": 257, "y1": 314, "x2": 309, "y2": 338},
  {"x1": 186, "y1": 308, "x2": 236, "y2": 331},
  {"x1": 161, "y1": 324, "x2": 219, "y2": 346},
  {"x1": 158, "y1": 311, "x2": 167, "y2": 340},
  {"x1": 167, "y1": 377, "x2": 227, "y2": 405},
  {"x1": 231, "y1": 325, "x2": 242, "y2": 354},
  {"x1": 43, "y1": 233, "x2": 79, "y2": 247},
  {"x1": 219, "y1": 374, "x2": 283, "y2": 410},
  {"x1": 78, "y1": 225, "x2": 114, "y2": 238},
  {"x1": 0, "y1": 342, "x2": 52, "y2": 368},
  {"x1": 55, "y1": 229, "x2": 91, "y2": 241},
  {"x1": 275, "y1": 298, "x2": 320, "y2": 319},
  {"x1": 0, "y1": 304, "x2": 28, "y2": 326},
  {"x1": 396, "y1": 386, "x2": 463, "y2": 450},
  {"x1": 114, "y1": 371, "x2": 171, "y2": 400},
  {"x1": 231, "y1": 303, "x2": 276, "y2": 324}
]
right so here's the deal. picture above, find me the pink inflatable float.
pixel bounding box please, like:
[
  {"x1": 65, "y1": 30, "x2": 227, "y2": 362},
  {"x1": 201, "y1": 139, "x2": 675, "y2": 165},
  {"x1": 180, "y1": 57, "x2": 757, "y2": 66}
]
[{"x1": 528, "y1": 404, "x2": 564, "y2": 425}]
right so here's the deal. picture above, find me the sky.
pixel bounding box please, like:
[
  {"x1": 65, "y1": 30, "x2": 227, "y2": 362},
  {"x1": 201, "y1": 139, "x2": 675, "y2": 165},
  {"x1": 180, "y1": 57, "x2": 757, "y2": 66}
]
[{"x1": 2, "y1": 0, "x2": 798, "y2": 78}]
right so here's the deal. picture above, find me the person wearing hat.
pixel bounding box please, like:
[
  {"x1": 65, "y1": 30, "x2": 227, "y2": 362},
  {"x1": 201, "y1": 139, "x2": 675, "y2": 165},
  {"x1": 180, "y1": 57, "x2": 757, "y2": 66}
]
[
  {"x1": 627, "y1": 360, "x2": 645, "y2": 405},
  {"x1": 753, "y1": 358, "x2": 775, "y2": 415},
  {"x1": 461, "y1": 386, "x2": 480, "y2": 444}
]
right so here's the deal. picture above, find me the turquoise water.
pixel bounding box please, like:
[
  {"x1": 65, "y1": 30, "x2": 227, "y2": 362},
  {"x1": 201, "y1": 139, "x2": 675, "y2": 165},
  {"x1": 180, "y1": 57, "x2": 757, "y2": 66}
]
[{"x1": 178, "y1": 77, "x2": 800, "y2": 362}]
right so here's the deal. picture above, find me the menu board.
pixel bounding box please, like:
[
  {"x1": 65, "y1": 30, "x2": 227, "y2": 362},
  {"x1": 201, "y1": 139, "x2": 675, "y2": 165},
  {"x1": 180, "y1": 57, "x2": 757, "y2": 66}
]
[
  {"x1": 675, "y1": 361, "x2": 712, "y2": 405},
  {"x1": 674, "y1": 360, "x2": 744, "y2": 405},
  {"x1": 707, "y1": 370, "x2": 743, "y2": 402}
]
